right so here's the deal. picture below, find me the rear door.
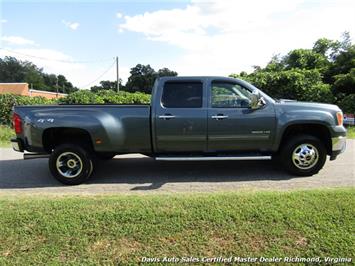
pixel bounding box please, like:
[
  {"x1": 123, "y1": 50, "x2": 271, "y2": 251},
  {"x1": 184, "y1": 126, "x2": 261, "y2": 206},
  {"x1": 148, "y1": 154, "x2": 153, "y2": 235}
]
[{"x1": 154, "y1": 80, "x2": 207, "y2": 153}]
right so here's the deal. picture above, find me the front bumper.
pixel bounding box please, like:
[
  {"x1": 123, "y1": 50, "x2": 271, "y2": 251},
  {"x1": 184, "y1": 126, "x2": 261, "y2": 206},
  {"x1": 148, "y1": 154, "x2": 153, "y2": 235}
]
[
  {"x1": 11, "y1": 138, "x2": 24, "y2": 152},
  {"x1": 330, "y1": 136, "x2": 346, "y2": 160}
]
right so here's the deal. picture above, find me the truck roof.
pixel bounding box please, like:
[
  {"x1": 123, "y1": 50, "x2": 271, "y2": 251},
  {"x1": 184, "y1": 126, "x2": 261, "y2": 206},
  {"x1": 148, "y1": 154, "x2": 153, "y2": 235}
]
[
  {"x1": 157, "y1": 76, "x2": 240, "y2": 82},
  {"x1": 157, "y1": 76, "x2": 251, "y2": 88}
]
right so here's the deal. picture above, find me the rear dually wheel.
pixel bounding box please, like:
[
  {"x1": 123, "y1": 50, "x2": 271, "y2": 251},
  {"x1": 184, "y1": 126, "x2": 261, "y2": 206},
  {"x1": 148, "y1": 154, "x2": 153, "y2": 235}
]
[{"x1": 49, "y1": 144, "x2": 93, "y2": 185}]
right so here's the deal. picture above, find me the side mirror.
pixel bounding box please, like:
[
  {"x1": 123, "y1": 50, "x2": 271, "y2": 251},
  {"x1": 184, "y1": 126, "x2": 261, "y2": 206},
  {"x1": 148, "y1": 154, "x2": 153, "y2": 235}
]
[{"x1": 249, "y1": 92, "x2": 265, "y2": 110}]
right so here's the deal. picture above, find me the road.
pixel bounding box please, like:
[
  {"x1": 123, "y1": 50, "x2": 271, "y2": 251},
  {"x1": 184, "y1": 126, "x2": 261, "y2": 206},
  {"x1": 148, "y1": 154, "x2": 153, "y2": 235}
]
[{"x1": 0, "y1": 140, "x2": 354, "y2": 195}]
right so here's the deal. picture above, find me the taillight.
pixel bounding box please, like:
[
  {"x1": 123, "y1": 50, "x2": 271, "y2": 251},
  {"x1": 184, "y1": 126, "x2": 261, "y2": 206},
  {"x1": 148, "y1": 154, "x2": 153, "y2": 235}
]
[
  {"x1": 336, "y1": 111, "x2": 343, "y2": 126},
  {"x1": 12, "y1": 113, "x2": 22, "y2": 134}
]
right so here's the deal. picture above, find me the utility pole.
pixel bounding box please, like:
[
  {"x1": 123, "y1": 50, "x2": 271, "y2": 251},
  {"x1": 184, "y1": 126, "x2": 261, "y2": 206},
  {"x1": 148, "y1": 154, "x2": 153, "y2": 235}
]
[
  {"x1": 116, "y1": 56, "x2": 119, "y2": 92},
  {"x1": 56, "y1": 77, "x2": 59, "y2": 94}
]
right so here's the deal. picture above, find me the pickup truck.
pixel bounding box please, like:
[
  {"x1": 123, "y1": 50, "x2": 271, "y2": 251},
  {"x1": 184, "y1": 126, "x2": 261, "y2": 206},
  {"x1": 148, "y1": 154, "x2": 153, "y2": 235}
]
[{"x1": 11, "y1": 76, "x2": 347, "y2": 185}]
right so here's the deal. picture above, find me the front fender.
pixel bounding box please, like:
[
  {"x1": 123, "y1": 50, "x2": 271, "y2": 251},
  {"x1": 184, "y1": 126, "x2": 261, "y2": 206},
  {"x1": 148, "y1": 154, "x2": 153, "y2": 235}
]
[{"x1": 273, "y1": 109, "x2": 335, "y2": 151}]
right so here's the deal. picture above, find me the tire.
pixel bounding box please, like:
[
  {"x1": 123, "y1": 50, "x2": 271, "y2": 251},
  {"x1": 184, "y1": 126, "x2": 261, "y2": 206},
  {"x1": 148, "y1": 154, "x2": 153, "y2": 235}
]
[
  {"x1": 49, "y1": 144, "x2": 94, "y2": 185},
  {"x1": 280, "y1": 134, "x2": 327, "y2": 176}
]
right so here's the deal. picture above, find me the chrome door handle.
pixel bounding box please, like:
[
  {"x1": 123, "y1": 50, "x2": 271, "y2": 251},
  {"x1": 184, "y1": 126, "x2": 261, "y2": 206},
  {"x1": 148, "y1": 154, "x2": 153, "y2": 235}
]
[
  {"x1": 211, "y1": 115, "x2": 228, "y2": 120},
  {"x1": 158, "y1": 115, "x2": 176, "y2": 120}
]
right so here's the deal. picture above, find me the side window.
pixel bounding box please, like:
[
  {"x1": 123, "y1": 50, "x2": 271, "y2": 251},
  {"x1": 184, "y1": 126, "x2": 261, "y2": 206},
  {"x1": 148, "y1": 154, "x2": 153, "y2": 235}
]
[
  {"x1": 162, "y1": 82, "x2": 203, "y2": 108},
  {"x1": 211, "y1": 82, "x2": 253, "y2": 108}
]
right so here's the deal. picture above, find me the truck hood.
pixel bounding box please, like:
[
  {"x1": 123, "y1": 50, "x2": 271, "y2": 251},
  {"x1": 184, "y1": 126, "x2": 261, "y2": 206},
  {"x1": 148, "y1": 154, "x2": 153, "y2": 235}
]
[{"x1": 275, "y1": 99, "x2": 341, "y2": 112}]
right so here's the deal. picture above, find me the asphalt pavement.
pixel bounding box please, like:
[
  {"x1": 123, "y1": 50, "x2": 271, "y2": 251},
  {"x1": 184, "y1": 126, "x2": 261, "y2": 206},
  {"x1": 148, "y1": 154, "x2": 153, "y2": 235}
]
[{"x1": 0, "y1": 140, "x2": 353, "y2": 195}]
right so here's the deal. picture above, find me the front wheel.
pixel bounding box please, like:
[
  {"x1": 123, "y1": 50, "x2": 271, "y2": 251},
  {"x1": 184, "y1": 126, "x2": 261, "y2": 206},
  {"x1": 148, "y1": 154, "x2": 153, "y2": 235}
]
[
  {"x1": 280, "y1": 135, "x2": 327, "y2": 176},
  {"x1": 49, "y1": 144, "x2": 93, "y2": 185}
]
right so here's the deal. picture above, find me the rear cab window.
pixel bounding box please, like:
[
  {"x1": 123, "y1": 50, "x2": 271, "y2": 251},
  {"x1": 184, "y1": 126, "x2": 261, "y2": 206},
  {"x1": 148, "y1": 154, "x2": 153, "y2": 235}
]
[{"x1": 161, "y1": 82, "x2": 203, "y2": 108}]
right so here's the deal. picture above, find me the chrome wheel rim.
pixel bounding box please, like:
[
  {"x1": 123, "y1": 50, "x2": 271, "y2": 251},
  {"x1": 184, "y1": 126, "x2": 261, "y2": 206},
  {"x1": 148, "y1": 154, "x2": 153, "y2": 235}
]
[
  {"x1": 292, "y1": 143, "x2": 319, "y2": 170},
  {"x1": 56, "y1": 152, "x2": 83, "y2": 178}
]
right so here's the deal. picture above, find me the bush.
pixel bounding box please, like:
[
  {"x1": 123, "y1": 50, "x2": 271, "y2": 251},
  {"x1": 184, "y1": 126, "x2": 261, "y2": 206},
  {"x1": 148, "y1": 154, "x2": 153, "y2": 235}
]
[
  {"x1": 0, "y1": 94, "x2": 54, "y2": 125},
  {"x1": 97, "y1": 90, "x2": 151, "y2": 104},
  {"x1": 57, "y1": 90, "x2": 104, "y2": 104},
  {"x1": 58, "y1": 89, "x2": 151, "y2": 104},
  {"x1": 0, "y1": 125, "x2": 15, "y2": 146},
  {"x1": 0, "y1": 90, "x2": 151, "y2": 126}
]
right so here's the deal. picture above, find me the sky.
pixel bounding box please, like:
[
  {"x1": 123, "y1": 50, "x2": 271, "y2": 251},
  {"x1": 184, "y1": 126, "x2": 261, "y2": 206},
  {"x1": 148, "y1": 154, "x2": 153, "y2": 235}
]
[{"x1": 0, "y1": 0, "x2": 354, "y2": 89}]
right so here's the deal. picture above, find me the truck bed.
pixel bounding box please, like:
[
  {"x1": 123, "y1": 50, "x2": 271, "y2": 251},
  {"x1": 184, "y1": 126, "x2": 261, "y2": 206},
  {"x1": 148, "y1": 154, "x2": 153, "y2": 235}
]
[{"x1": 14, "y1": 104, "x2": 152, "y2": 154}]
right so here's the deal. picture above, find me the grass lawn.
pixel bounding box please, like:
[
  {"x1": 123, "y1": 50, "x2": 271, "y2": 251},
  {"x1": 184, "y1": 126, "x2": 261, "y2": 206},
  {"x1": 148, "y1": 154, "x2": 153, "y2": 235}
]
[
  {"x1": 0, "y1": 189, "x2": 353, "y2": 264},
  {"x1": 347, "y1": 126, "x2": 355, "y2": 139},
  {"x1": 0, "y1": 125, "x2": 14, "y2": 147}
]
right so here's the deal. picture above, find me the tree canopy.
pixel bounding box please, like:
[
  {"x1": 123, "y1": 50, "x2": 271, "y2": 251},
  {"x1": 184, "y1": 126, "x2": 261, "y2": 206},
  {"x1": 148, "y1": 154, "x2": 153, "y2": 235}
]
[
  {"x1": 90, "y1": 80, "x2": 125, "y2": 93},
  {"x1": 0, "y1": 56, "x2": 78, "y2": 94},
  {"x1": 125, "y1": 64, "x2": 178, "y2": 93},
  {"x1": 230, "y1": 32, "x2": 354, "y2": 113}
]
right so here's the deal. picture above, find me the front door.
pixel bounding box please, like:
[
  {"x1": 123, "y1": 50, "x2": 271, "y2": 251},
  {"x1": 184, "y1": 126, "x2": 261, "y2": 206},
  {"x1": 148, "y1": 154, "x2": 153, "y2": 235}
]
[
  {"x1": 207, "y1": 81, "x2": 276, "y2": 152},
  {"x1": 154, "y1": 80, "x2": 207, "y2": 153}
]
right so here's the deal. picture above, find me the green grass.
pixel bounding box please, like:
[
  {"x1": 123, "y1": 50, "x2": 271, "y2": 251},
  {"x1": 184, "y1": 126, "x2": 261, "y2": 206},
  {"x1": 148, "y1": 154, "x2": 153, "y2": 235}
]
[
  {"x1": 346, "y1": 126, "x2": 355, "y2": 139},
  {"x1": 0, "y1": 125, "x2": 14, "y2": 147},
  {"x1": 0, "y1": 189, "x2": 353, "y2": 264}
]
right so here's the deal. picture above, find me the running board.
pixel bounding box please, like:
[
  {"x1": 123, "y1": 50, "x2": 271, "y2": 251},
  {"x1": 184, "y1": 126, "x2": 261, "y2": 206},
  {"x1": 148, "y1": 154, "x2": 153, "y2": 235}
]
[
  {"x1": 155, "y1": 156, "x2": 271, "y2": 161},
  {"x1": 24, "y1": 153, "x2": 50, "y2": 160}
]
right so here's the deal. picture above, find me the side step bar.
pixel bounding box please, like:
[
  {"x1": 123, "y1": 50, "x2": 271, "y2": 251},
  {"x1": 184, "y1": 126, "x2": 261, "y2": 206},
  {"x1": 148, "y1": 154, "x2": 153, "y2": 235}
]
[
  {"x1": 24, "y1": 153, "x2": 50, "y2": 160},
  {"x1": 155, "y1": 156, "x2": 271, "y2": 161}
]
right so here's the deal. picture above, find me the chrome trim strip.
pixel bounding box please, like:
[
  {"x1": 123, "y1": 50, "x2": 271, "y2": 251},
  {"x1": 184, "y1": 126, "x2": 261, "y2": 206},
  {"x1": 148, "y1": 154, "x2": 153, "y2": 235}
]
[
  {"x1": 211, "y1": 115, "x2": 228, "y2": 119},
  {"x1": 158, "y1": 115, "x2": 176, "y2": 119},
  {"x1": 209, "y1": 135, "x2": 269, "y2": 140},
  {"x1": 155, "y1": 156, "x2": 271, "y2": 161},
  {"x1": 157, "y1": 136, "x2": 206, "y2": 141}
]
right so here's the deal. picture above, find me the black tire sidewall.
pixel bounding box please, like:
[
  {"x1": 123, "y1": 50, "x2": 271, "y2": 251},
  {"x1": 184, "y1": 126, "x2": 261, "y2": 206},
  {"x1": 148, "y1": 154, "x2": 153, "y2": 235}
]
[
  {"x1": 281, "y1": 135, "x2": 327, "y2": 176},
  {"x1": 49, "y1": 144, "x2": 93, "y2": 185}
]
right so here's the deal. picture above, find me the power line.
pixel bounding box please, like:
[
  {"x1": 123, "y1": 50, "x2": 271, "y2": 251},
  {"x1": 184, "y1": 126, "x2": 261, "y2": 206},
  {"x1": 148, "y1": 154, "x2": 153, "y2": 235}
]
[
  {"x1": 80, "y1": 60, "x2": 116, "y2": 89},
  {"x1": 0, "y1": 48, "x2": 113, "y2": 64}
]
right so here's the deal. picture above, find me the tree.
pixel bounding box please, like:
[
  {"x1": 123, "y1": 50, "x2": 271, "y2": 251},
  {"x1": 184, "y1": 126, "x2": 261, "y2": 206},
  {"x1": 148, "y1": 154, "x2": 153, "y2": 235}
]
[
  {"x1": 43, "y1": 74, "x2": 58, "y2": 91},
  {"x1": 333, "y1": 68, "x2": 355, "y2": 94},
  {"x1": 312, "y1": 38, "x2": 341, "y2": 60},
  {"x1": 313, "y1": 32, "x2": 351, "y2": 60},
  {"x1": 57, "y1": 75, "x2": 78, "y2": 93},
  {"x1": 90, "y1": 79, "x2": 124, "y2": 92},
  {"x1": 0, "y1": 56, "x2": 78, "y2": 93},
  {"x1": 230, "y1": 33, "x2": 355, "y2": 112},
  {"x1": 25, "y1": 68, "x2": 45, "y2": 89},
  {"x1": 157, "y1": 67, "x2": 178, "y2": 77},
  {"x1": 125, "y1": 64, "x2": 178, "y2": 93},
  {"x1": 125, "y1": 64, "x2": 157, "y2": 93},
  {"x1": 0, "y1": 56, "x2": 26, "y2": 82},
  {"x1": 325, "y1": 44, "x2": 355, "y2": 84},
  {"x1": 282, "y1": 49, "x2": 328, "y2": 71}
]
